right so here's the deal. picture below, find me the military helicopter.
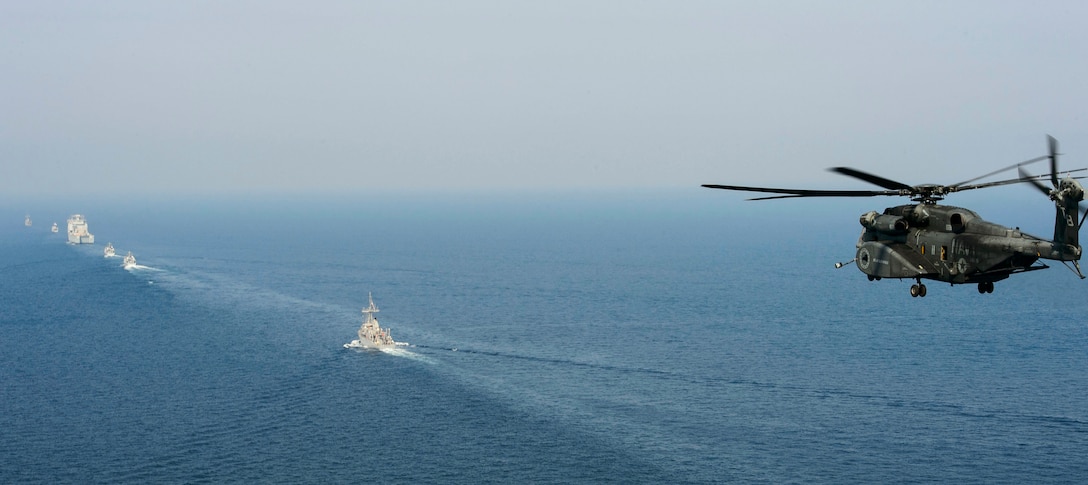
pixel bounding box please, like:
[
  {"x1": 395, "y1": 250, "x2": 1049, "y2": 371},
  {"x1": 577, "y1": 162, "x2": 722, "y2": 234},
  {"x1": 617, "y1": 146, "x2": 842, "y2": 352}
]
[{"x1": 703, "y1": 136, "x2": 1086, "y2": 297}]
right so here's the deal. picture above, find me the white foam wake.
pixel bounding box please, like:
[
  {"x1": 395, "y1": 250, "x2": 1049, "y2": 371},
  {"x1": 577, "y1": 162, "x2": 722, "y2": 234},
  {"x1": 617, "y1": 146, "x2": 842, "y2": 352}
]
[
  {"x1": 378, "y1": 345, "x2": 434, "y2": 364},
  {"x1": 124, "y1": 264, "x2": 162, "y2": 271}
]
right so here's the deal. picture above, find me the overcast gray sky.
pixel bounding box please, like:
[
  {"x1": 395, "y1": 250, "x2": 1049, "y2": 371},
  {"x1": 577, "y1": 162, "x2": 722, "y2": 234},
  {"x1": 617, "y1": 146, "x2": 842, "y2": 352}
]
[{"x1": 3, "y1": 1, "x2": 1087, "y2": 196}]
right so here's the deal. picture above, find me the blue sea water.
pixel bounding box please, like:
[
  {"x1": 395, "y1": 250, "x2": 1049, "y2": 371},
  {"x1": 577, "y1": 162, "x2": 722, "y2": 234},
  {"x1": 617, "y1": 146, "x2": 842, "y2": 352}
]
[{"x1": 2, "y1": 191, "x2": 1087, "y2": 483}]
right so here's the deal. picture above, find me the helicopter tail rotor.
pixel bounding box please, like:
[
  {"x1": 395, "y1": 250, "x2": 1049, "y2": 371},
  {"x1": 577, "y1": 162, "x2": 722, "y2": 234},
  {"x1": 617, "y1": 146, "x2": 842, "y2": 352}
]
[{"x1": 1050, "y1": 134, "x2": 1060, "y2": 188}]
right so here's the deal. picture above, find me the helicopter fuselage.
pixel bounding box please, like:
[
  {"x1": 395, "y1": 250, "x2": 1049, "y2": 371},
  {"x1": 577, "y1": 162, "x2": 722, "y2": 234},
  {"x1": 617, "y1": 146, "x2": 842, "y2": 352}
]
[{"x1": 854, "y1": 203, "x2": 1081, "y2": 286}]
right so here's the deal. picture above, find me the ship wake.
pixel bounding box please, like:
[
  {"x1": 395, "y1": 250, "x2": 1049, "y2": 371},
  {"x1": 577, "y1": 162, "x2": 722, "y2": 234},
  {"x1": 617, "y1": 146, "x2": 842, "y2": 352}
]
[
  {"x1": 378, "y1": 346, "x2": 433, "y2": 363},
  {"x1": 344, "y1": 344, "x2": 433, "y2": 363},
  {"x1": 125, "y1": 264, "x2": 161, "y2": 271}
]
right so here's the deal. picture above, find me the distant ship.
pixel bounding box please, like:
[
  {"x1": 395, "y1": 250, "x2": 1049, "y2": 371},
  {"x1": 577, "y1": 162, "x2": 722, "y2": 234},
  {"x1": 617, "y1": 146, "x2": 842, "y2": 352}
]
[
  {"x1": 25, "y1": 215, "x2": 31, "y2": 227},
  {"x1": 104, "y1": 243, "x2": 116, "y2": 258},
  {"x1": 344, "y1": 293, "x2": 405, "y2": 349},
  {"x1": 66, "y1": 214, "x2": 95, "y2": 244},
  {"x1": 122, "y1": 251, "x2": 136, "y2": 269},
  {"x1": 51, "y1": 222, "x2": 58, "y2": 233}
]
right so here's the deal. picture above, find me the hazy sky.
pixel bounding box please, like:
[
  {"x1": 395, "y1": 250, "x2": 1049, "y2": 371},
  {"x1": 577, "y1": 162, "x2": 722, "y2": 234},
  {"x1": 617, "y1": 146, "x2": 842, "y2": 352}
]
[{"x1": 3, "y1": 1, "x2": 1087, "y2": 196}]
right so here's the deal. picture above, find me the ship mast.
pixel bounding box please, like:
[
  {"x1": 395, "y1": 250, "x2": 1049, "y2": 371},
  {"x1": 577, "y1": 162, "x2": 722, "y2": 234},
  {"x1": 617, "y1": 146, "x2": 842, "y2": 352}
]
[{"x1": 362, "y1": 292, "x2": 380, "y2": 324}]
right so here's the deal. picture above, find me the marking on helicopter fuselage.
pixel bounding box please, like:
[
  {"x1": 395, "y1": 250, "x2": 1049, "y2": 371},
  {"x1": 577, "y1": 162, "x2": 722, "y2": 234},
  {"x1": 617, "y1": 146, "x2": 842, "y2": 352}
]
[{"x1": 956, "y1": 258, "x2": 968, "y2": 274}]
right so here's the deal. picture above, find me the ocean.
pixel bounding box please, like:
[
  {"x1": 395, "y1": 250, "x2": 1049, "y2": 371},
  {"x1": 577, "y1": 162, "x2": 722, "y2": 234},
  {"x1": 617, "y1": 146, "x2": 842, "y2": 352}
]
[{"x1": 2, "y1": 191, "x2": 1086, "y2": 483}]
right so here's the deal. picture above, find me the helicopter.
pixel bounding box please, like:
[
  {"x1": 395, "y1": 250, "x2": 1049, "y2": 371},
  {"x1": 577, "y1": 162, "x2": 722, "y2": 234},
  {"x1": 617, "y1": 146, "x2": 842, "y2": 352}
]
[{"x1": 702, "y1": 135, "x2": 1086, "y2": 297}]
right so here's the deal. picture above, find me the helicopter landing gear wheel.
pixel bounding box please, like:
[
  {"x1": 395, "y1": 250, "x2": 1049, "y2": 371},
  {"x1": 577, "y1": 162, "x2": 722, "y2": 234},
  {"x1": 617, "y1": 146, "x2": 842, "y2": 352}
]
[
  {"x1": 910, "y1": 280, "x2": 927, "y2": 298},
  {"x1": 977, "y1": 281, "x2": 994, "y2": 294}
]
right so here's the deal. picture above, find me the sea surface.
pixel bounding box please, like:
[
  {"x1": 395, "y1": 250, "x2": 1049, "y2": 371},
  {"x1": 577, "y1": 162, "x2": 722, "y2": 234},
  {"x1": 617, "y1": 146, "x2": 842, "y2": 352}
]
[{"x1": 2, "y1": 191, "x2": 1086, "y2": 483}]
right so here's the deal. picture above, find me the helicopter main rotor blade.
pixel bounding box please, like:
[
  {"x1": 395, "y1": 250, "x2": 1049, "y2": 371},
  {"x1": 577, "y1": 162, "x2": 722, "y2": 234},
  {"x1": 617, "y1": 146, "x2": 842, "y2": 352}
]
[
  {"x1": 700, "y1": 184, "x2": 900, "y2": 200},
  {"x1": 951, "y1": 170, "x2": 1087, "y2": 193},
  {"x1": 950, "y1": 155, "x2": 1050, "y2": 187},
  {"x1": 829, "y1": 167, "x2": 914, "y2": 191}
]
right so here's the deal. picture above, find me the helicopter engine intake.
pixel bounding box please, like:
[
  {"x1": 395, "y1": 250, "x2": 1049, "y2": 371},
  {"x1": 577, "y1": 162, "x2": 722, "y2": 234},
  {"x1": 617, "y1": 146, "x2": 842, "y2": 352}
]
[{"x1": 860, "y1": 211, "x2": 910, "y2": 235}]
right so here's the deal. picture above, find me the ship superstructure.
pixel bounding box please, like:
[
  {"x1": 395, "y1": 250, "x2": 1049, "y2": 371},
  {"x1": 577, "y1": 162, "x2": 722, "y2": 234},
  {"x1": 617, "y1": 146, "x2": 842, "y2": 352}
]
[{"x1": 66, "y1": 214, "x2": 95, "y2": 244}]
